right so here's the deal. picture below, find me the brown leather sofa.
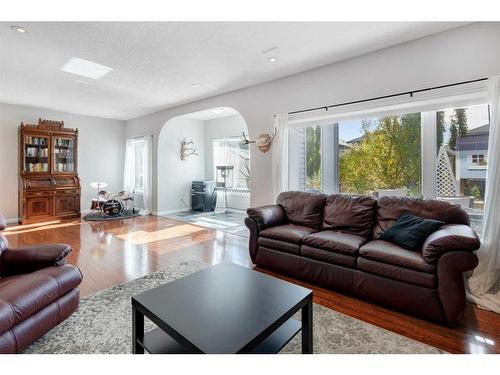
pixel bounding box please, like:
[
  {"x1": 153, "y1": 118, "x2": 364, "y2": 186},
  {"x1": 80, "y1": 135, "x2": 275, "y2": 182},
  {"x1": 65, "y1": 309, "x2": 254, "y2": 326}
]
[
  {"x1": 0, "y1": 214, "x2": 83, "y2": 353},
  {"x1": 245, "y1": 191, "x2": 480, "y2": 326}
]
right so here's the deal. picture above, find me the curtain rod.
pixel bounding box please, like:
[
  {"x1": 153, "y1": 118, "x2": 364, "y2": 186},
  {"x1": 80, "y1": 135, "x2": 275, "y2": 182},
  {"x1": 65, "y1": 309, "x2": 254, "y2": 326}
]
[{"x1": 287, "y1": 77, "x2": 488, "y2": 116}]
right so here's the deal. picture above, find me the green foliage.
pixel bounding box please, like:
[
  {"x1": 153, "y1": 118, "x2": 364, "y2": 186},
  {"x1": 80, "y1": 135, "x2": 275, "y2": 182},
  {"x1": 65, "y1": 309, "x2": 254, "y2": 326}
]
[
  {"x1": 449, "y1": 108, "x2": 468, "y2": 151},
  {"x1": 305, "y1": 170, "x2": 322, "y2": 191},
  {"x1": 436, "y1": 111, "x2": 445, "y2": 148},
  {"x1": 306, "y1": 126, "x2": 321, "y2": 188},
  {"x1": 465, "y1": 184, "x2": 481, "y2": 199},
  {"x1": 339, "y1": 113, "x2": 421, "y2": 195}
]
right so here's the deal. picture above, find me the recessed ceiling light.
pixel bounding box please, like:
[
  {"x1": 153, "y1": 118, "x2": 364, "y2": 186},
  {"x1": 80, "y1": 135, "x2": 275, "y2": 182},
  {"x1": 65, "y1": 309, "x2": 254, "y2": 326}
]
[
  {"x1": 61, "y1": 57, "x2": 113, "y2": 80},
  {"x1": 138, "y1": 103, "x2": 144, "y2": 107},
  {"x1": 211, "y1": 108, "x2": 224, "y2": 115},
  {"x1": 269, "y1": 57, "x2": 277, "y2": 63},
  {"x1": 191, "y1": 83, "x2": 199, "y2": 87},
  {"x1": 11, "y1": 25, "x2": 27, "y2": 33}
]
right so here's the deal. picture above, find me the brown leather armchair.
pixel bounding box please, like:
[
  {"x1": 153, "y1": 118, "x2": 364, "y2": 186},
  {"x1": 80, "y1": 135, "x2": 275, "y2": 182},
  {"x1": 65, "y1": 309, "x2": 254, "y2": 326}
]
[
  {"x1": 246, "y1": 192, "x2": 480, "y2": 326},
  {"x1": 0, "y1": 214, "x2": 83, "y2": 353}
]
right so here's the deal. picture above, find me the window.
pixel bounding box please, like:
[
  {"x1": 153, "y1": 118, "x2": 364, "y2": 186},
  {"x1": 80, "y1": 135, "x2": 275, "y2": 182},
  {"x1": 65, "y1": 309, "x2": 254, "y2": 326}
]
[
  {"x1": 212, "y1": 136, "x2": 250, "y2": 190},
  {"x1": 471, "y1": 154, "x2": 486, "y2": 164},
  {"x1": 133, "y1": 140, "x2": 145, "y2": 192},
  {"x1": 288, "y1": 126, "x2": 323, "y2": 191},
  {"x1": 287, "y1": 103, "x2": 489, "y2": 236}
]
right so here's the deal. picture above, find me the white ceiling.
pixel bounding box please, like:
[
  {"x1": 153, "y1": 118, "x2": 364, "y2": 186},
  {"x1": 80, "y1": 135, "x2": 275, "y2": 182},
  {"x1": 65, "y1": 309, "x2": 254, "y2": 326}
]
[{"x1": 0, "y1": 22, "x2": 468, "y2": 121}]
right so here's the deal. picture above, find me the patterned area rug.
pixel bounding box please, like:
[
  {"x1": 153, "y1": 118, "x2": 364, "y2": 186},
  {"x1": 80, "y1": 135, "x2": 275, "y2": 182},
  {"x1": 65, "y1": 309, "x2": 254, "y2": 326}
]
[{"x1": 25, "y1": 260, "x2": 444, "y2": 354}]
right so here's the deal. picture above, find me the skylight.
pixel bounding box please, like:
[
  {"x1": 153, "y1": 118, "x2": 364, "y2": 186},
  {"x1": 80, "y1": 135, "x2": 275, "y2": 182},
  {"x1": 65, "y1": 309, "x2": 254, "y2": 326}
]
[{"x1": 60, "y1": 57, "x2": 113, "y2": 80}]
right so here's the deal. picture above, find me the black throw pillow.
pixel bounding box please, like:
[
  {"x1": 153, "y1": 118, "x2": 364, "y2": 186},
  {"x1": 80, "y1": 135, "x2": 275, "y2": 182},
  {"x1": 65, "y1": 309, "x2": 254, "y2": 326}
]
[{"x1": 379, "y1": 212, "x2": 445, "y2": 251}]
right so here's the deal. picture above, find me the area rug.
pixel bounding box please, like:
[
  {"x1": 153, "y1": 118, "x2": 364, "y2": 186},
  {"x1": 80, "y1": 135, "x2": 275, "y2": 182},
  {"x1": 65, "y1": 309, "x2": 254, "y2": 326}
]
[{"x1": 25, "y1": 260, "x2": 444, "y2": 354}]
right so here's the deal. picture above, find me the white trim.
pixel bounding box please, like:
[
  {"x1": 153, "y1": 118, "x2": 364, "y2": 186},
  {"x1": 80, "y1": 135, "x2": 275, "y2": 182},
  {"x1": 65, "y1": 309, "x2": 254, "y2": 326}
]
[
  {"x1": 155, "y1": 207, "x2": 246, "y2": 216},
  {"x1": 288, "y1": 80, "x2": 488, "y2": 128},
  {"x1": 5, "y1": 217, "x2": 19, "y2": 224}
]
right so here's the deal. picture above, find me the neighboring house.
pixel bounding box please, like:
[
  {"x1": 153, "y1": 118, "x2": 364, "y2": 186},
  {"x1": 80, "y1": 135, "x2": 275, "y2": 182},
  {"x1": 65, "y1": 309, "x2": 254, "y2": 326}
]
[
  {"x1": 455, "y1": 124, "x2": 489, "y2": 199},
  {"x1": 345, "y1": 134, "x2": 366, "y2": 146},
  {"x1": 339, "y1": 138, "x2": 352, "y2": 153}
]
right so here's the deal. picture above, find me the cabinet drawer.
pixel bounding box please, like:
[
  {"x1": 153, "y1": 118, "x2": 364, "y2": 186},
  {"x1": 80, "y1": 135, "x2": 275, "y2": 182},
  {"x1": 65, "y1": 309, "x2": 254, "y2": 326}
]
[{"x1": 26, "y1": 191, "x2": 51, "y2": 198}]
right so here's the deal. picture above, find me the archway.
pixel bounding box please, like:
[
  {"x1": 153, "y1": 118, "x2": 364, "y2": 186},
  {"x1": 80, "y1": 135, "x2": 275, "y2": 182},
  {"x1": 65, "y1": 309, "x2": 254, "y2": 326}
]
[{"x1": 157, "y1": 107, "x2": 250, "y2": 235}]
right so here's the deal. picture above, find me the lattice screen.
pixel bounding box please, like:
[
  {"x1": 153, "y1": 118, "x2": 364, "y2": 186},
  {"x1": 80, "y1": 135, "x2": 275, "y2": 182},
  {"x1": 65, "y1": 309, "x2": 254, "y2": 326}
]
[{"x1": 435, "y1": 145, "x2": 459, "y2": 197}]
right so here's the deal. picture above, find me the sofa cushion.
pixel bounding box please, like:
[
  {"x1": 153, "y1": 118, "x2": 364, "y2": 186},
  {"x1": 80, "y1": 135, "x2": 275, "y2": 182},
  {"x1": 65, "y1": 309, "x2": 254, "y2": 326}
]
[
  {"x1": 359, "y1": 240, "x2": 436, "y2": 273},
  {"x1": 276, "y1": 191, "x2": 326, "y2": 229},
  {"x1": 260, "y1": 224, "x2": 317, "y2": 244},
  {"x1": 0, "y1": 265, "x2": 82, "y2": 334},
  {"x1": 379, "y1": 212, "x2": 444, "y2": 251},
  {"x1": 322, "y1": 194, "x2": 376, "y2": 237},
  {"x1": 258, "y1": 237, "x2": 300, "y2": 255},
  {"x1": 301, "y1": 245, "x2": 357, "y2": 269},
  {"x1": 358, "y1": 258, "x2": 436, "y2": 288},
  {"x1": 373, "y1": 196, "x2": 470, "y2": 239},
  {"x1": 303, "y1": 230, "x2": 367, "y2": 256}
]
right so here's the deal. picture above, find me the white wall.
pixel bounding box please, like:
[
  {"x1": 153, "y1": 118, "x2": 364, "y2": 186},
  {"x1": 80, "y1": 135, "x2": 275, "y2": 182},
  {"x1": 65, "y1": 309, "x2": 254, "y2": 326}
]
[
  {"x1": 0, "y1": 103, "x2": 125, "y2": 221},
  {"x1": 204, "y1": 115, "x2": 248, "y2": 181},
  {"x1": 125, "y1": 23, "x2": 500, "y2": 210},
  {"x1": 157, "y1": 116, "x2": 205, "y2": 214}
]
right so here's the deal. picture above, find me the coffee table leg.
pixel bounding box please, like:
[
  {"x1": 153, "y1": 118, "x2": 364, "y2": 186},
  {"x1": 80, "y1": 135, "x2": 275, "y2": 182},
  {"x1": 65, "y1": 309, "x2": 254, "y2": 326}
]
[
  {"x1": 132, "y1": 306, "x2": 144, "y2": 354},
  {"x1": 301, "y1": 296, "x2": 313, "y2": 354}
]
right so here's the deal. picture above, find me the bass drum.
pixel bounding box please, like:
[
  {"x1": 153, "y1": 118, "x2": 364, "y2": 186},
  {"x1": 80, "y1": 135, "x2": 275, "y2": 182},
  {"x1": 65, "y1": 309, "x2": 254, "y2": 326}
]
[{"x1": 102, "y1": 199, "x2": 124, "y2": 217}]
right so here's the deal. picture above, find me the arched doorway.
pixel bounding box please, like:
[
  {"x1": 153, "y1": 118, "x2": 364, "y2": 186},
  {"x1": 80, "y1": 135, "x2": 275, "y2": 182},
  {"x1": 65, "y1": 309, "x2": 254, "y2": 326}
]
[{"x1": 157, "y1": 107, "x2": 250, "y2": 236}]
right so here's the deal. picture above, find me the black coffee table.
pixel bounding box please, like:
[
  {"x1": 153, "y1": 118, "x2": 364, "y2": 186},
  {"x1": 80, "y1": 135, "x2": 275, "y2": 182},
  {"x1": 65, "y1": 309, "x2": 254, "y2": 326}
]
[{"x1": 131, "y1": 262, "x2": 313, "y2": 354}]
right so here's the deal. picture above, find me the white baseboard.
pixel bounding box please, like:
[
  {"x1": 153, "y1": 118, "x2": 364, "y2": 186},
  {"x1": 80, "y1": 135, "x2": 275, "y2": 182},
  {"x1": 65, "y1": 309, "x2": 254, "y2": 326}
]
[
  {"x1": 155, "y1": 208, "x2": 190, "y2": 216},
  {"x1": 5, "y1": 217, "x2": 19, "y2": 224}
]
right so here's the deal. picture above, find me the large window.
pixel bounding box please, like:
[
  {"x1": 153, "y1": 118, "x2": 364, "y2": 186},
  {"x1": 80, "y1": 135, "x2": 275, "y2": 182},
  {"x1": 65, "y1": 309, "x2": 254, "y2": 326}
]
[
  {"x1": 287, "y1": 103, "x2": 490, "y2": 236},
  {"x1": 212, "y1": 136, "x2": 250, "y2": 190}
]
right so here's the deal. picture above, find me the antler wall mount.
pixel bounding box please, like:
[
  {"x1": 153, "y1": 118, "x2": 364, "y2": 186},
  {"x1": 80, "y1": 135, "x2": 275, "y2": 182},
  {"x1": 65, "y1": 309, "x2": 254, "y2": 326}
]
[
  {"x1": 241, "y1": 128, "x2": 277, "y2": 153},
  {"x1": 180, "y1": 138, "x2": 198, "y2": 160}
]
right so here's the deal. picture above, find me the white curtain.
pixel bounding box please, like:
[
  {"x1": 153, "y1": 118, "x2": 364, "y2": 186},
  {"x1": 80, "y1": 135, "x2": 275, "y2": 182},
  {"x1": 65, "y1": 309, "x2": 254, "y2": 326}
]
[
  {"x1": 123, "y1": 139, "x2": 135, "y2": 192},
  {"x1": 272, "y1": 114, "x2": 290, "y2": 199},
  {"x1": 467, "y1": 76, "x2": 500, "y2": 314},
  {"x1": 141, "y1": 136, "x2": 153, "y2": 215}
]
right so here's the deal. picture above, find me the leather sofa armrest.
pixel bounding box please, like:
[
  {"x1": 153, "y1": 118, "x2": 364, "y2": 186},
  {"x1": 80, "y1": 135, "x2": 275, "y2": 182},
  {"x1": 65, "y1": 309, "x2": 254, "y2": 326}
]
[
  {"x1": 246, "y1": 205, "x2": 286, "y2": 231},
  {"x1": 1, "y1": 243, "x2": 72, "y2": 276},
  {"x1": 422, "y1": 224, "x2": 480, "y2": 263},
  {"x1": 437, "y1": 251, "x2": 479, "y2": 325}
]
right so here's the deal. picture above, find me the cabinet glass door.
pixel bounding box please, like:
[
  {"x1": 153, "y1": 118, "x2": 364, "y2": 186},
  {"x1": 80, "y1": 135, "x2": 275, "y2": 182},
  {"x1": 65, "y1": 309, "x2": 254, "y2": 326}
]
[
  {"x1": 53, "y1": 137, "x2": 75, "y2": 173},
  {"x1": 24, "y1": 135, "x2": 50, "y2": 173}
]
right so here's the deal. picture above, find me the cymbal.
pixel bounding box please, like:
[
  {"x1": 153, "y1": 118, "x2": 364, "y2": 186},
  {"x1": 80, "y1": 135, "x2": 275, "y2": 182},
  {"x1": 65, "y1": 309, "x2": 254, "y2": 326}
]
[{"x1": 90, "y1": 181, "x2": 108, "y2": 189}]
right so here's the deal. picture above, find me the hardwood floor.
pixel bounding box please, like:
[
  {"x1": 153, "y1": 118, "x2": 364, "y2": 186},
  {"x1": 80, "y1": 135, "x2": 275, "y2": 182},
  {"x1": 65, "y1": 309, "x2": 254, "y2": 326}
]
[{"x1": 3, "y1": 215, "x2": 499, "y2": 354}]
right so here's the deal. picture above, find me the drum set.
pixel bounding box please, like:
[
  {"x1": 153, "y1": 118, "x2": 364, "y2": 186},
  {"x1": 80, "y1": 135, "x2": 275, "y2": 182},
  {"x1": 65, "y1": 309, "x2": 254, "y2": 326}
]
[{"x1": 83, "y1": 181, "x2": 138, "y2": 220}]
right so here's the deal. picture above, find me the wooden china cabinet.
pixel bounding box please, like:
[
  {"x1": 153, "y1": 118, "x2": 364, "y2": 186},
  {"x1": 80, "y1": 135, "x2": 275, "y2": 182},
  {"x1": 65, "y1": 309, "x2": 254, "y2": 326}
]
[{"x1": 18, "y1": 119, "x2": 81, "y2": 224}]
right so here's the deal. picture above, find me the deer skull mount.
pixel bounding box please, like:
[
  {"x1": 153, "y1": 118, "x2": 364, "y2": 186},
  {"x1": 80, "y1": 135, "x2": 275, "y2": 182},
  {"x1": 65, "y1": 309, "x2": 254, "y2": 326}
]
[
  {"x1": 241, "y1": 128, "x2": 277, "y2": 153},
  {"x1": 180, "y1": 138, "x2": 198, "y2": 160}
]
